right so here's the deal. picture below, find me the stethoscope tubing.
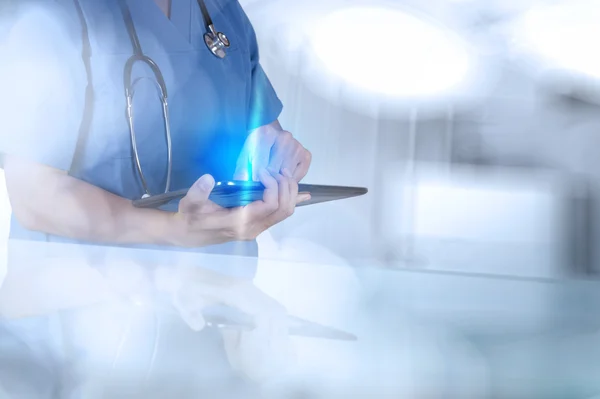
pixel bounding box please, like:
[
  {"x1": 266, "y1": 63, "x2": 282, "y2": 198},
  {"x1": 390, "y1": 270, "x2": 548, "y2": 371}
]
[{"x1": 118, "y1": 0, "x2": 228, "y2": 198}]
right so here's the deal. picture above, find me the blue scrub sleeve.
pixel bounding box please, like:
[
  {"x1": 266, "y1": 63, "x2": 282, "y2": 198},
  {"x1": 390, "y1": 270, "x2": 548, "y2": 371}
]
[
  {"x1": 236, "y1": 3, "x2": 284, "y2": 131},
  {"x1": 247, "y1": 63, "x2": 283, "y2": 131},
  {"x1": 0, "y1": 3, "x2": 86, "y2": 172}
]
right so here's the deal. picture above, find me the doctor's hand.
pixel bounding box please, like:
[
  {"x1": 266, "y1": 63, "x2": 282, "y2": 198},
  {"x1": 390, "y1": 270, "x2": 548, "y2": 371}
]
[
  {"x1": 171, "y1": 170, "x2": 310, "y2": 247},
  {"x1": 234, "y1": 121, "x2": 312, "y2": 182},
  {"x1": 154, "y1": 267, "x2": 296, "y2": 383}
]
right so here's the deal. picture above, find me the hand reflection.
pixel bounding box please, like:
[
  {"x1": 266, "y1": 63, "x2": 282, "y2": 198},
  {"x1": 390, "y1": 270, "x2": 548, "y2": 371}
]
[{"x1": 154, "y1": 266, "x2": 296, "y2": 382}]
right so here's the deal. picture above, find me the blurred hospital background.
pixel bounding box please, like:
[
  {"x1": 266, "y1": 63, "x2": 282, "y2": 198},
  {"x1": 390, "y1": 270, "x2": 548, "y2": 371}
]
[
  {"x1": 3, "y1": 0, "x2": 600, "y2": 398},
  {"x1": 235, "y1": 0, "x2": 600, "y2": 279}
]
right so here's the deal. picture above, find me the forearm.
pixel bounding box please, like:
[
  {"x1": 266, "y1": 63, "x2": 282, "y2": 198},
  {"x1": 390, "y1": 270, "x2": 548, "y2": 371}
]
[
  {"x1": 4, "y1": 157, "x2": 177, "y2": 246},
  {"x1": 40, "y1": 172, "x2": 176, "y2": 245}
]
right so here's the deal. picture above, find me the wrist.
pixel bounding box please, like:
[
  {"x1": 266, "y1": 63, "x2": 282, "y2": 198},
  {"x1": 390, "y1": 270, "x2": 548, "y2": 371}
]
[
  {"x1": 164, "y1": 211, "x2": 189, "y2": 247},
  {"x1": 127, "y1": 207, "x2": 236, "y2": 248},
  {"x1": 153, "y1": 210, "x2": 187, "y2": 247},
  {"x1": 118, "y1": 205, "x2": 181, "y2": 246},
  {"x1": 158, "y1": 211, "x2": 213, "y2": 248}
]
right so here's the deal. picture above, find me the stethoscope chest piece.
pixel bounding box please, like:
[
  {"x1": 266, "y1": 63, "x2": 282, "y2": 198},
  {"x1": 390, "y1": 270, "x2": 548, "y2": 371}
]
[{"x1": 204, "y1": 25, "x2": 230, "y2": 59}]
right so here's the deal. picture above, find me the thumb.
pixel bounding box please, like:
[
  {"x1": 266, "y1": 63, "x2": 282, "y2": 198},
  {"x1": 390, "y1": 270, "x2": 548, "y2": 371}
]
[{"x1": 179, "y1": 174, "x2": 215, "y2": 213}]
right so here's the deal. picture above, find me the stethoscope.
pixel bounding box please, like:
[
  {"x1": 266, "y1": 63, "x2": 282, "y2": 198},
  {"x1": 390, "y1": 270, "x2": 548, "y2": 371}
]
[{"x1": 118, "y1": 0, "x2": 230, "y2": 199}]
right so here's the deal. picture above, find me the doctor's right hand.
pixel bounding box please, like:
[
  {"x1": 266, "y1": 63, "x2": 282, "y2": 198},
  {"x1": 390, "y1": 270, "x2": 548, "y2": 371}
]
[{"x1": 170, "y1": 169, "x2": 310, "y2": 247}]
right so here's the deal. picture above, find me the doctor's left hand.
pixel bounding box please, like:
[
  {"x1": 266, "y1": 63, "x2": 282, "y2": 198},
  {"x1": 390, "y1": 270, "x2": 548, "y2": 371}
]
[{"x1": 234, "y1": 121, "x2": 312, "y2": 182}]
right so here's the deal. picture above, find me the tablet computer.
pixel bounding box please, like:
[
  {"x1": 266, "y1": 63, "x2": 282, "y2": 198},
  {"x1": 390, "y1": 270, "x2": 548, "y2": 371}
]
[{"x1": 132, "y1": 181, "x2": 368, "y2": 209}]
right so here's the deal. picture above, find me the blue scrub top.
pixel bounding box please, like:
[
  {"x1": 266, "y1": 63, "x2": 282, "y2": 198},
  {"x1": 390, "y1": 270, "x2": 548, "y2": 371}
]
[{"x1": 1, "y1": 0, "x2": 283, "y2": 278}]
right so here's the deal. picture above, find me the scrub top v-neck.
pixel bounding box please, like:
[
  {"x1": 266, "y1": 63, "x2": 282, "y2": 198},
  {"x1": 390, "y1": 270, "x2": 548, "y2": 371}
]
[{"x1": 2, "y1": 0, "x2": 283, "y2": 278}]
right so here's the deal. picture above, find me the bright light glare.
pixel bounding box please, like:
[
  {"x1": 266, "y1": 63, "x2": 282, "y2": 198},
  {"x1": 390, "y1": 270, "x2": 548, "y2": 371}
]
[
  {"x1": 310, "y1": 7, "x2": 471, "y2": 96},
  {"x1": 518, "y1": 2, "x2": 600, "y2": 78}
]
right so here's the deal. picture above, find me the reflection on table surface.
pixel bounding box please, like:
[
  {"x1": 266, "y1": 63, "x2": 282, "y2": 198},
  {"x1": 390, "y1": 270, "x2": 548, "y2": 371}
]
[{"x1": 2, "y1": 239, "x2": 600, "y2": 398}]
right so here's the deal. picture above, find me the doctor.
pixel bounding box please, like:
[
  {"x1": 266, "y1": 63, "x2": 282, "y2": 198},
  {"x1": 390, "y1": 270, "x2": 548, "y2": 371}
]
[
  {"x1": 1, "y1": 0, "x2": 311, "y2": 256},
  {"x1": 0, "y1": 0, "x2": 311, "y2": 395}
]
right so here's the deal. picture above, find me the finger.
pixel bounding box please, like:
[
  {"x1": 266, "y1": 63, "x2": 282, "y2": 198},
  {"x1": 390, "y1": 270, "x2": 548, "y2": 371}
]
[
  {"x1": 292, "y1": 149, "x2": 312, "y2": 182},
  {"x1": 251, "y1": 139, "x2": 272, "y2": 182},
  {"x1": 259, "y1": 169, "x2": 278, "y2": 207},
  {"x1": 226, "y1": 169, "x2": 283, "y2": 239},
  {"x1": 273, "y1": 171, "x2": 291, "y2": 214},
  {"x1": 283, "y1": 169, "x2": 302, "y2": 214},
  {"x1": 238, "y1": 169, "x2": 279, "y2": 219},
  {"x1": 265, "y1": 170, "x2": 293, "y2": 224},
  {"x1": 280, "y1": 146, "x2": 303, "y2": 176},
  {"x1": 267, "y1": 131, "x2": 293, "y2": 174},
  {"x1": 296, "y1": 193, "x2": 311, "y2": 205},
  {"x1": 282, "y1": 168, "x2": 298, "y2": 201},
  {"x1": 179, "y1": 174, "x2": 215, "y2": 213}
]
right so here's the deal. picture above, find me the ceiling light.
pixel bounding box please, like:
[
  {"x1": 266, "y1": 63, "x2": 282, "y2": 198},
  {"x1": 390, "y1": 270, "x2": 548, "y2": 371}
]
[
  {"x1": 514, "y1": 1, "x2": 600, "y2": 79},
  {"x1": 310, "y1": 6, "x2": 471, "y2": 96}
]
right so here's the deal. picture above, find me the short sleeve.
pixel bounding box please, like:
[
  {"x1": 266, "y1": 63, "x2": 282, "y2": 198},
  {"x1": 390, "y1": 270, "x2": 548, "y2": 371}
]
[
  {"x1": 247, "y1": 62, "x2": 283, "y2": 131},
  {"x1": 235, "y1": 2, "x2": 283, "y2": 131},
  {"x1": 0, "y1": 2, "x2": 86, "y2": 171}
]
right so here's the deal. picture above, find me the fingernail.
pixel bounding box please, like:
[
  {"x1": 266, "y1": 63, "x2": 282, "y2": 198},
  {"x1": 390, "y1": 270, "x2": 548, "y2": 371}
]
[
  {"x1": 282, "y1": 168, "x2": 292, "y2": 178},
  {"x1": 197, "y1": 175, "x2": 214, "y2": 191}
]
